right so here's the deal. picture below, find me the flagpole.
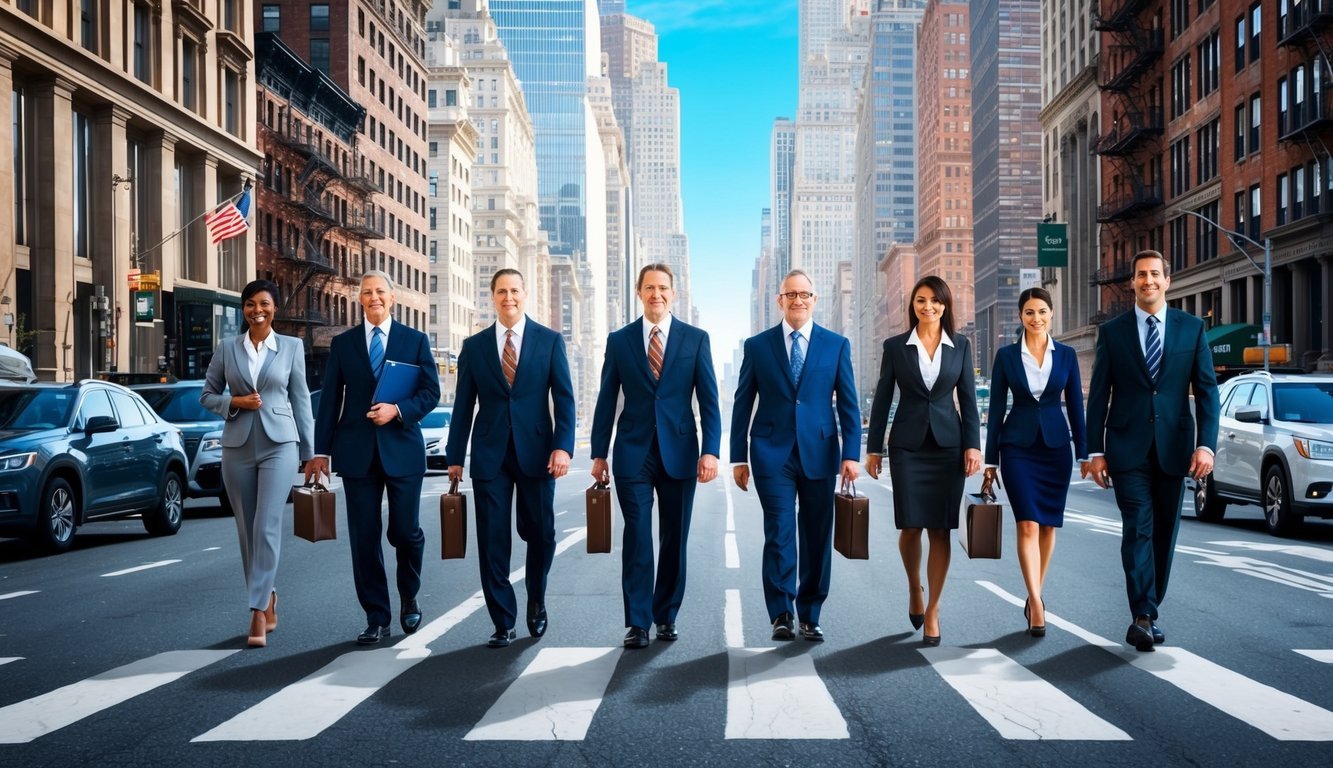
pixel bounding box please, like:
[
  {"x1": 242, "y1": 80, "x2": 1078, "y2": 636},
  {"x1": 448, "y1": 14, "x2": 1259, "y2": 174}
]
[{"x1": 132, "y1": 180, "x2": 252, "y2": 265}]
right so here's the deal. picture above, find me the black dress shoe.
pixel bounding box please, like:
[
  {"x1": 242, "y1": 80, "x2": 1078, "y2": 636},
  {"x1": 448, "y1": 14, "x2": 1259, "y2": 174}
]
[
  {"x1": 1151, "y1": 622, "x2": 1165, "y2": 644},
  {"x1": 488, "y1": 627, "x2": 517, "y2": 648},
  {"x1": 400, "y1": 599, "x2": 422, "y2": 635},
  {"x1": 624, "y1": 627, "x2": 650, "y2": 648},
  {"x1": 356, "y1": 624, "x2": 390, "y2": 646},
  {"x1": 1126, "y1": 618, "x2": 1155, "y2": 652},
  {"x1": 527, "y1": 602, "x2": 548, "y2": 638},
  {"x1": 655, "y1": 623, "x2": 678, "y2": 641},
  {"x1": 799, "y1": 622, "x2": 824, "y2": 642},
  {"x1": 771, "y1": 612, "x2": 795, "y2": 641}
]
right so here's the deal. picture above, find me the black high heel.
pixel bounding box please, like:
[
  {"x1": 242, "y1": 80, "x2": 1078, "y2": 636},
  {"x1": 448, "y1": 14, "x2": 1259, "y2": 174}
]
[
  {"x1": 909, "y1": 585, "x2": 925, "y2": 630},
  {"x1": 1027, "y1": 597, "x2": 1046, "y2": 638}
]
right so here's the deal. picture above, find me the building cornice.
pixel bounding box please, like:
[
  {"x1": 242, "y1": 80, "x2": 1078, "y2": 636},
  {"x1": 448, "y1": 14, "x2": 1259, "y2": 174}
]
[{"x1": 1039, "y1": 64, "x2": 1099, "y2": 124}]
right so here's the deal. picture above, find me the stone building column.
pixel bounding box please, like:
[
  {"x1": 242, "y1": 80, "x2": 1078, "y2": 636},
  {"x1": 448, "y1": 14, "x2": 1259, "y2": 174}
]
[
  {"x1": 31, "y1": 75, "x2": 77, "y2": 380},
  {"x1": 1291, "y1": 260, "x2": 1311, "y2": 366},
  {"x1": 0, "y1": 43, "x2": 18, "y2": 342},
  {"x1": 95, "y1": 106, "x2": 131, "y2": 371}
]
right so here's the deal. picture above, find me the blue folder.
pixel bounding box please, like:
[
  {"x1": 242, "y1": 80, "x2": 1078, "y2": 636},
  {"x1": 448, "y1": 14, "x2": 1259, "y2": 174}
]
[{"x1": 373, "y1": 360, "x2": 420, "y2": 404}]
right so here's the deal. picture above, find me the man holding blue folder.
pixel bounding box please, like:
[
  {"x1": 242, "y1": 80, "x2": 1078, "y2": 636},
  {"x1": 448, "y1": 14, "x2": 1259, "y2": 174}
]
[{"x1": 305, "y1": 271, "x2": 440, "y2": 645}]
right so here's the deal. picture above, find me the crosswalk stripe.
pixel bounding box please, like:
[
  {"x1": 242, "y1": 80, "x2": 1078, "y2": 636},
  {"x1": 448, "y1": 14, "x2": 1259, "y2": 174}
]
[
  {"x1": 0, "y1": 650, "x2": 237, "y2": 743},
  {"x1": 921, "y1": 647, "x2": 1132, "y2": 740},
  {"x1": 724, "y1": 589, "x2": 743, "y2": 649},
  {"x1": 977, "y1": 580, "x2": 1333, "y2": 741},
  {"x1": 464, "y1": 648, "x2": 621, "y2": 741},
  {"x1": 724, "y1": 533, "x2": 740, "y2": 568},
  {"x1": 0, "y1": 591, "x2": 38, "y2": 601},
  {"x1": 0, "y1": 658, "x2": 21, "y2": 667},
  {"x1": 1295, "y1": 650, "x2": 1333, "y2": 664},
  {"x1": 725, "y1": 649, "x2": 849, "y2": 739},
  {"x1": 100, "y1": 560, "x2": 180, "y2": 577},
  {"x1": 194, "y1": 528, "x2": 588, "y2": 741}
]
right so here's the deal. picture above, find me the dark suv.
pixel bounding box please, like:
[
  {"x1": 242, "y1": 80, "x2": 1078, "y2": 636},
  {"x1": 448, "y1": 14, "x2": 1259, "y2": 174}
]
[
  {"x1": 0, "y1": 380, "x2": 189, "y2": 552},
  {"x1": 132, "y1": 381, "x2": 227, "y2": 506}
]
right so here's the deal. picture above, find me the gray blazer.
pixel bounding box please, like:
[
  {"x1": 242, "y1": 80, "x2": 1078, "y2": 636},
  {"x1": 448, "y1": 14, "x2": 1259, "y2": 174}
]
[{"x1": 200, "y1": 332, "x2": 315, "y2": 460}]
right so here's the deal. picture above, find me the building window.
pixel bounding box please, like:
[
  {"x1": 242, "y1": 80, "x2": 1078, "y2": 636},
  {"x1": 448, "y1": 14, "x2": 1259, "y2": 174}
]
[
  {"x1": 1171, "y1": 57, "x2": 1192, "y2": 119},
  {"x1": 1170, "y1": 136, "x2": 1191, "y2": 197},
  {"x1": 72, "y1": 110, "x2": 92, "y2": 261},
  {"x1": 1249, "y1": 94, "x2": 1261, "y2": 153},
  {"x1": 1234, "y1": 189, "x2": 1246, "y2": 233},
  {"x1": 1250, "y1": 3, "x2": 1261, "y2": 64},
  {"x1": 1169, "y1": 216, "x2": 1188, "y2": 272},
  {"x1": 1294, "y1": 165, "x2": 1306, "y2": 220},
  {"x1": 1249, "y1": 184, "x2": 1261, "y2": 239},
  {"x1": 428, "y1": 89, "x2": 437, "y2": 108},
  {"x1": 12, "y1": 88, "x2": 28, "y2": 246},
  {"x1": 132, "y1": 3, "x2": 153, "y2": 84},
  {"x1": 1171, "y1": 0, "x2": 1190, "y2": 39},
  {"x1": 81, "y1": 0, "x2": 98, "y2": 54},
  {"x1": 310, "y1": 4, "x2": 329, "y2": 33},
  {"x1": 222, "y1": 0, "x2": 237, "y2": 32},
  {"x1": 1195, "y1": 201, "x2": 1219, "y2": 263},
  {"x1": 1279, "y1": 76, "x2": 1290, "y2": 135},
  {"x1": 446, "y1": 89, "x2": 457, "y2": 107},
  {"x1": 181, "y1": 38, "x2": 199, "y2": 112},
  {"x1": 262, "y1": 5, "x2": 280, "y2": 32},
  {"x1": 1233, "y1": 103, "x2": 1245, "y2": 159},
  {"x1": 310, "y1": 39, "x2": 331, "y2": 75},
  {"x1": 1197, "y1": 117, "x2": 1219, "y2": 184},
  {"x1": 223, "y1": 69, "x2": 239, "y2": 136},
  {"x1": 1197, "y1": 31, "x2": 1219, "y2": 97},
  {"x1": 1235, "y1": 15, "x2": 1245, "y2": 72},
  {"x1": 1277, "y1": 172, "x2": 1289, "y2": 226}
]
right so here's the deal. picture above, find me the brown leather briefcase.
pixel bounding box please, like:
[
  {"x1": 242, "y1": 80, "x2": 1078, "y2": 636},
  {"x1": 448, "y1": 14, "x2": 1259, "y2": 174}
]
[
  {"x1": 960, "y1": 475, "x2": 1002, "y2": 559},
  {"x1": 293, "y1": 482, "x2": 336, "y2": 542},
  {"x1": 834, "y1": 482, "x2": 869, "y2": 559},
  {"x1": 586, "y1": 480, "x2": 612, "y2": 553},
  {"x1": 440, "y1": 478, "x2": 467, "y2": 559}
]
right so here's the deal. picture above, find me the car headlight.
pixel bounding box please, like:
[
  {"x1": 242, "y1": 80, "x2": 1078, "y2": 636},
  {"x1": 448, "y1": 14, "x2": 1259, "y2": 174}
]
[
  {"x1": 1293, "y1": 436, "x2": 1333, "y2": 460},
  {"x1": 0, "y1": 453, "x2": 36, "y2": 472},
  {"x1": 200, "y1": 437, "x2": 223, "y2": 451},
  {"x1": 426, "y1": 440, "x2": 440, "y2": 453}
]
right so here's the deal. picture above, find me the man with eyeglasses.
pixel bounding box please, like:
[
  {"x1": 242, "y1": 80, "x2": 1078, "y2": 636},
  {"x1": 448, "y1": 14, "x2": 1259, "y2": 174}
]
[{"x1": 731, "y1": 269, "x2": 861, "y2": 642}]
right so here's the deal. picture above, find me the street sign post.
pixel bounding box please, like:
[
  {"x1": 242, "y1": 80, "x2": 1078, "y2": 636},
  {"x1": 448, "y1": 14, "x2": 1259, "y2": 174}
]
[{"x1": 1037, "y1": 222, "x2": 1068, "y2": 267}]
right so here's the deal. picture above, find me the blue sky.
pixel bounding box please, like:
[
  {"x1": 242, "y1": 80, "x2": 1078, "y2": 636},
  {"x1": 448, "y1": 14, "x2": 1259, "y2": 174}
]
[{"x1": 637, "y1": 0, "x2": 799, "y2": 377}]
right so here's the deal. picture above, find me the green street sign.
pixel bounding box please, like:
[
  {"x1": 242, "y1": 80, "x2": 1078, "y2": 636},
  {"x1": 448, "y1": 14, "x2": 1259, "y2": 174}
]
[
  {"x1": 1037, "y1": 222, "x2": 1068, "y2": 267},
  {"x1": 135, "y1": 291, "x2": 155, "y2": 323}
]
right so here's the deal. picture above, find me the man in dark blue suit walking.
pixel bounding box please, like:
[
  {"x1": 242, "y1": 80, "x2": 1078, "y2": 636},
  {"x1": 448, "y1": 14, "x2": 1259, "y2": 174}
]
[
  {"x1": 306, "y1": 271, "x2": 441, "y2": 645},
  {"x1": 731, "y1": 269, "x2": 861, "y2": 642},
  {"x1": 446, "y1": 269, "x2": 576, "y2": 648},
  {"x1": 591, "y1": 264, "x2": 722, "y2": 649},
  {"x1": 1085, "y1": 250, "x2": 1220, "y2": 652}
]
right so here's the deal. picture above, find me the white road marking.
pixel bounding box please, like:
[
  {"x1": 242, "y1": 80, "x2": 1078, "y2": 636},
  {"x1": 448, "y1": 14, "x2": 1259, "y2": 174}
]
[
  {"x1": 725, "y1": 589, "x2": 744, "y2": 649},
  {"x1": 977, "y1": 580, "x2": 1333, "y2": 741},
  {"x1": 725, "y1": 480, "x2": 735, "y2": 532},
  {"x1": 1295, "y1": 650, "x2": 1333, "y2": 664},
  {"x1": 0, "y1": 650, "x2": 237, "y2": 743},
  {"x1": 464, "y1": 648, "x2": 621, "y2": 741},
  {"x1": 0, "y1": 658, "x2": 20, "y2": 667},
  {"x1": 920, "y1": 647, "x2": 1131, "y2": 741},
  {"x1": 1208, "y1": 540, "x2": 1333, "y2": 565},
  {"x1": 202, "y1": 547, "x2": 221, "y2": 552},
  {"x1": 100, "y1": 560, "x2": 181, "y2": 577},
  {"x1": 0, "y1": 591, "x2": 38, "y2": 601},
  {"x1": 724, "y1": 533, "x2": 740, "y2": 569},
  {"x1": 194, "y1": 529, "x2": 588, "y2": 741},
  {"x1": 725, "y1": 648, "x2": 848, "y2": 739}
]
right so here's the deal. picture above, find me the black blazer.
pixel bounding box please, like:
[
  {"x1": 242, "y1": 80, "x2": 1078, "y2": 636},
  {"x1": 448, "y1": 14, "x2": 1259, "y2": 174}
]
[
  {"x1": 984, "y1": 340, "x2": 1087, "y2": 466},
  {"x1": 866, "y1": 331, "x2": 980, "y2": 454}
]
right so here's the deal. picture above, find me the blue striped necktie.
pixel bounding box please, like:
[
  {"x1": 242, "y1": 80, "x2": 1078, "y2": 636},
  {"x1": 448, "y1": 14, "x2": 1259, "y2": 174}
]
[
  {"x1": 370, "y1": 326, "x2": 385, "y2": 379},
  {"x1": 790, "y1": 331, "x2": 805, "y2": 383},
  {"x1": 1145, "y1": 315, "x2": 1162, "y2": 381}
]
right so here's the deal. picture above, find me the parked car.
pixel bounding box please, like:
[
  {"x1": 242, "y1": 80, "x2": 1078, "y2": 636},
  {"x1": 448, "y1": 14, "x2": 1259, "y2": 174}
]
[
  {"x1": 132, "y1": 381, "x2": 227, "y2": 507},
  {"x1": 0, "y1": 380, "x2": 189, "y2": 553},
  {"x1": 423, "y1": 405, "x2": 452, "y2": 471},
  {"x1": 1194, "y1": 371, "x2": 1333, "y2": 536}
]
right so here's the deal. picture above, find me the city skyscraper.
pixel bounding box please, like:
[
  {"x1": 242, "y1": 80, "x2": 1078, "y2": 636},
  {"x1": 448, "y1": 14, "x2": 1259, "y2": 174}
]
[
  {"x1": 970, "y1": 0, "x2": 1043, "y2": 375},
  {"x1": 770, "y1": 117, "x2": 797, "y2": 287}
]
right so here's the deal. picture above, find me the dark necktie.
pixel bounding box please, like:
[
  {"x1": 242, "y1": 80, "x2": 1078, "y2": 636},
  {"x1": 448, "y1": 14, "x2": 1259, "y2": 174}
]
[
  {"x1": 1145, "y1": 315, "x2": 1162, "y2": 381},
  {"x1": 790, "y1": 331, "x2": 805, "y2": 383},
  {"x1": 502, "y1": 330, "x2": 517, "y2": 387},
  {"x1": 648, "y1": 326, "x2": 663, "y2": 380},
  {"x1": 369, "y1": 326, "x2": 385, "y2": 379}
]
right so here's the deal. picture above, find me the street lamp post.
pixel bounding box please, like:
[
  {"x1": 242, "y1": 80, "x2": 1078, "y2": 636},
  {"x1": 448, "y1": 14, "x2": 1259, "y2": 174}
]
[{"x1": 1175, "y1": 208, "x2": 1272, "y2": 372}]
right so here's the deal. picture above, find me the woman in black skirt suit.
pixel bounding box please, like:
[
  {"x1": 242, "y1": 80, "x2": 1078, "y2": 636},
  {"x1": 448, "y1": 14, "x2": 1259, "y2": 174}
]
[
  {"x1": 982, "y1": 287, "x2": 1087, "y2": 637},
  {"x1": 865, "y1": 276, "x2": 982, "y2": 646}
]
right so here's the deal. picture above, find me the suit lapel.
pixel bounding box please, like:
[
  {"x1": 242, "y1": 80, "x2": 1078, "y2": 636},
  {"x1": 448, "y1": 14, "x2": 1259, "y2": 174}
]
[
  {"x1": 482, "y1": 322, "x2": 510, "y2": 390},
  {"x1": 232, "y1": 335, "x2": 258, "y2": 393},
  {"x1": 768, "y1": 325, "x2": 795, "y2": 392},
  {"x1": 931, "y1": 340, "x2": 959, "y2": 397},
  {"x1": 657, "y1": 319, "x2": 683, "y2": 385},
  {"x1": 254, "y1": 335, "x2": 279, "y2": 392},
  {"x1": 626, "y1": 319, "x2": 655, "y2": 386}
]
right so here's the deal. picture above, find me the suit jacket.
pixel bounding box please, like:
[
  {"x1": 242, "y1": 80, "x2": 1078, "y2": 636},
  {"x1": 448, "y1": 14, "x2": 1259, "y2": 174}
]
[
  {"x1": 200, "y1": 332, "x2": 315, "y2": 460},
  {"x1": 314, "y1": 320, "x2": 441, "y2": 478},
  {"x1": 866, "y1": 332, "x2": 981, "y2": 454},
  {"x1": 729, "y1": 323, "x2": 861, "y2": 479},
  {"x1": 984, "y1": 340, "x2": 1087, "y2": 466},
  {"x1": 1086, "y1": 308, "x2": 1220, "y2": 476},
  {"x1": 444, "y1": 317, "x2": 576, "y2": 480},
  {"x1": 590, "y1": 317, "x2": 722, "y2": 480}
]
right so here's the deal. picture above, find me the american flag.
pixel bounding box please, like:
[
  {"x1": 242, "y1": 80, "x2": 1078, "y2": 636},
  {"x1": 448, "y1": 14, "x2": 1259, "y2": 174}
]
[{"x1": 205, "y1": 189, "x2": 251, "y2": 245}]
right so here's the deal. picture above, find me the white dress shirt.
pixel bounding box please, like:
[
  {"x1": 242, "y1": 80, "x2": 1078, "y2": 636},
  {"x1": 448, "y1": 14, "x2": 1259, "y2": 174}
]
[
  {"x1": 781, "y1": 319, "x2": 813, "y2": 362},
  {"x1": 364, "y1": 317, "x2": 392, "y2": 353},
  {"x1": 905, "y1": 327, "x2": 954, "y2": 390},
  {"x1": 1021, "y1": 334, "x2": 1055, "y2": 400},
  {"x1": 1134, "y1": 304, "x2": 1167, "y2": 358},
  {"x1": 496, "y1": 314, "x2": 528, "y2": 362},
  {"x1": 243, "y1": 331, "x2": 279, "y2": 389},
  {"x1": 642, "y1": 312, "x2": 673, "y2": 355}
]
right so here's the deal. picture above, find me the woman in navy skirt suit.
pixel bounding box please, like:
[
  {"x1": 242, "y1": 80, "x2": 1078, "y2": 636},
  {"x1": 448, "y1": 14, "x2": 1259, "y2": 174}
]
[{"x1": 982, "y1": 287, "x2": 1087, "y2": 637}]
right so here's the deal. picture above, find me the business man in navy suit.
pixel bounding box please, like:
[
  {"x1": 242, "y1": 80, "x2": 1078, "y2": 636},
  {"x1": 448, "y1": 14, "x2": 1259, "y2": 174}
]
[
  {"x1": 591, "y1": 264, "x2": 722, "y2": 648},
  {"x1": 732, "y1": 269, "x2": 861, "y2": 641},
  {"x1": 306, "y1": 271, "x2": 441, "y2": 646},
  {"x1": 1085, "y1": 250, "x2": 1219, "y2": 652},
  {"x1": 447, "y1": 269, "x2": 576, "y2": 648}
]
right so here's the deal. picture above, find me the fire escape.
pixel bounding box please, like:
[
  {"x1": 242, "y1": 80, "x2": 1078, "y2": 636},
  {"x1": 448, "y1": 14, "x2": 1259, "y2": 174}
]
[
  {"x1": 1278, "y1": 0, "x2": 1333, "y2": 220},
  {"x1": 1090, "y1": 0, "x2": 1164, "y2": 323}
]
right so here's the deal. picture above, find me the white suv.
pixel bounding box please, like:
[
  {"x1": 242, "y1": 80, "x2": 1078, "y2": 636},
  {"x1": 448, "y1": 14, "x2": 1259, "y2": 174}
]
[{"x1": 1194, "y1": 371, "x2": 1333, "y2": 536}]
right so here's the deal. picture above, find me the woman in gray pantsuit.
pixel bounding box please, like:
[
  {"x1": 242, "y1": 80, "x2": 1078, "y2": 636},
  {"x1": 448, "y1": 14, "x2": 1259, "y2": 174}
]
[{"x1": 201, "y1": 279, "x2": 315, "y2": 648}]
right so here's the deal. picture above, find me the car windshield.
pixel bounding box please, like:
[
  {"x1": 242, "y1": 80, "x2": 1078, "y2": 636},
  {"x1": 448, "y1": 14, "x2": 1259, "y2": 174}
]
[
  {"x1": 1272, "y1": 382, "x2": 1333, "y2": 423},
  {"x1": 138, "y1": 386, "x2": 217, "y2": 422},
  {"x1": 422, "y1": 409, "x2": 451, "y2": 429},
  {"x1": 0, "y1": 389, "x2": 76, "y2": 429}
]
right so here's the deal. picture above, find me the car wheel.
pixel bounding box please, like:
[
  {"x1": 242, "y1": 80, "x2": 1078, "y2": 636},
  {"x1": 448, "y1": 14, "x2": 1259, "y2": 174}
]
[
  {"x1": 1263, "y1": 464, "x2": 1303, "y2": 537},
  {"x1": 29, "y1": 477, "x2": 77, "y2": 554},
  {"x1": 1193, "y1": 473, "x2": 1227, "y2": 522},
  {"x1": 144, "y1": 471, "x2": 184, "y2": 536}
]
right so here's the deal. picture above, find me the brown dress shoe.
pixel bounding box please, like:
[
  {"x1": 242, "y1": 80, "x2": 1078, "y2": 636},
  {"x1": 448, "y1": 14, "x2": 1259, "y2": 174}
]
[
  {"x1": 264, "y1": 590, "x2": 278, "y2": 633},
  {"x1": 248, "y1": 610, "x2": 267, "y2": 648}
]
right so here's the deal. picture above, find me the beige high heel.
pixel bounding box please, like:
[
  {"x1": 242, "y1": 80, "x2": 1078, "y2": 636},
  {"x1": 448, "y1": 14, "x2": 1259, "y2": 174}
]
[
  {"x1": 264, "y1": 590, "x2": 278, "y2": 633},
  {"x1": 248, "y1": 609, "x2": 267, "y2": 648}
]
